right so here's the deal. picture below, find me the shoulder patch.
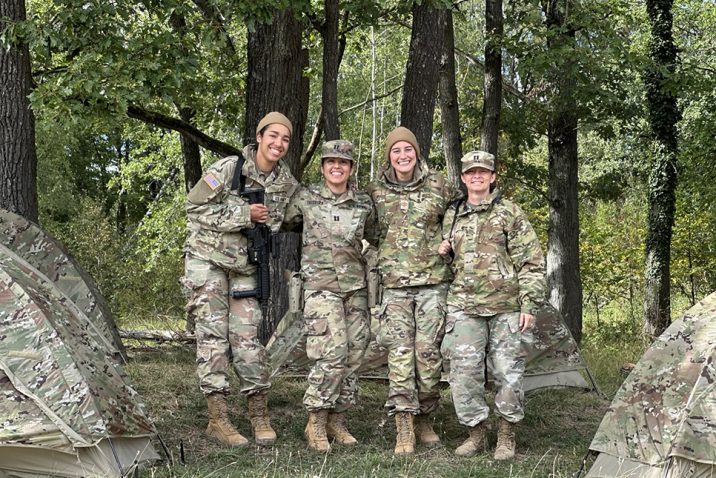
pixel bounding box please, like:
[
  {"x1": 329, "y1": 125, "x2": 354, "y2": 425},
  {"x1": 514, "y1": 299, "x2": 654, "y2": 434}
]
[{"x1": 203, "y1": 174, "x2": 221, "y2": 190}]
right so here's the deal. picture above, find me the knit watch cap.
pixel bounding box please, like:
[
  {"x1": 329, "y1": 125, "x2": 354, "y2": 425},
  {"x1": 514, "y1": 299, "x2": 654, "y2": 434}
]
[
  {"x1": 384, "y1": 126, "x2": 420, "y2": 162},
  {"x1": 256, "y1": 112, "x2": 293, "y2": 137}
]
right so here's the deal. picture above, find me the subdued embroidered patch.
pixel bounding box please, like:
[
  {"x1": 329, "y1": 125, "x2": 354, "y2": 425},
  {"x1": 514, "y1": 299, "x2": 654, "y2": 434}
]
[{"x1": 203, "y1": 174, "x2": 221, "y2": 190}]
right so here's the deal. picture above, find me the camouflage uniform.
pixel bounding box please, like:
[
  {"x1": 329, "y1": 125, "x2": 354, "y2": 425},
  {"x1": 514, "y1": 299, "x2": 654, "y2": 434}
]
[
  {"x1": 184, "y1": 145, "x2": 299, "y2": 396},
  {"x1": 283, "y1": 181, "x2": 374, "y2": 412},
  {"x1": 367, "y1": 160, "x2": 455, "y2": 416},
  {"x1": 440, "y1": 190, "x2": 545, "y2": 426}
]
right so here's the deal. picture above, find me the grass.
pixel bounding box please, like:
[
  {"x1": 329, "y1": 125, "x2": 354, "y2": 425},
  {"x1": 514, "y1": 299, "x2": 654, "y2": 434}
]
[{"x1": 126, "y1": 344, "x2": 619, "y2": 478}]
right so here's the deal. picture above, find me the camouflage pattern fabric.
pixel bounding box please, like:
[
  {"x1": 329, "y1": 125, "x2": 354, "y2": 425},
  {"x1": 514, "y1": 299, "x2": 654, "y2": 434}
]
[
  {"x1": 367, "y1": 160, "x2": 456, "y2": 288},
  {"x1": 442, "y1": 190, "x2": 546, "y2": 316},
  {"x1": 441, "y1": 308, "x2": 529, "y2": 425},
  {"x1": 184, "y1": 145, "x2": 299, "y2": 271},
  {"x1": 283, "y1": 182, "x2": 375, "y2": 292},
  {"x1": 303, "y1": 289, "x2": 369, "y2": 412},
  {"x1": 186, "y1": 254, "x2": 269, "y2": 395},
  {"x1": 377, "y1": 283, "x2": 448, "y2": 415},
  {"x1": 0, "y1": 244, "x2": 156, "y2": 450},
  {"x1": 282, "y1": 182, "x2": 373, "y2": 411},
  {"x1": 587, "y1": 292, "x2": 716, "y2": 477},
  {"x1": 0, "y1": 208, "x2": 125, "y2": 361},
  {"x1": 184, "y1": 145, "x2": 298, "y2": 396}
]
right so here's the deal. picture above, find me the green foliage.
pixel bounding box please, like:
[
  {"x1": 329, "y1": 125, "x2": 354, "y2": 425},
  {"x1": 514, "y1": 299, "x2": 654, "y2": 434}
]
[{"x1": 22, "y1": 0, "x2": 716, "y2": 329}]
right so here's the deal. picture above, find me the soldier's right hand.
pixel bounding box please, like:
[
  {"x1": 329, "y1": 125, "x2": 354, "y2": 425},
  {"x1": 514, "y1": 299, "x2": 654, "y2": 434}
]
[
  {"x1": 250, "y1": 204, "x2": 269, "y2": 223},
  {"x1": 438, "y1": 239, "x2": 452, "y2": 256}
]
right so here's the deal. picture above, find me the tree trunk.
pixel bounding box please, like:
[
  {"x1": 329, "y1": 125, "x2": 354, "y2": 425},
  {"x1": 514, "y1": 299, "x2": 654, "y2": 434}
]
[
  {"x1": 168, "y1": 11, "x2": 204, "y2": 194},
  {"x1": 480, "y1": 0, "x2": 503, "y2": 159},
  {"x1": 245, "y1": 8, "x2": 309, "y2": 342},
  {"x1": 245, "y1": 8, "x2": 309, "y2": 171},
  {"x1": 544, "y1": 0, "x2": 583, "y2": 343},
  {"x1": 0, "y1": 0, "x2": 38, "y2": 222},
  {"x1": 178, "y1": 107, "x2": 203, "y2": 193},
  {"x1": 438, "y1": 8, "x2": 463, "y2": 192},
  {"x1": 400, "y1": 2, "x2": 447, "y2": 159},
  {"x1": 321, "y1": 0, "x2": 341, "y2": 140},
  {"x1": 643, "y1": 0, "x2": 680, "y2": 338}
]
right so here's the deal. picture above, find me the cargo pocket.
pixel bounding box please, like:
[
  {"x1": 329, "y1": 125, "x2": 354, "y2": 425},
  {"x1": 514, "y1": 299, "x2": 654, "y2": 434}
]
[
  {"x1": 374, "y1": 302, "x2": 391, "y2": 348},
  {"x1": 440, "y1": 313, "x2": 457, "y2": 361},
  {"x1": 305, "y1": 317, "x2": 328, "y2": 361}
]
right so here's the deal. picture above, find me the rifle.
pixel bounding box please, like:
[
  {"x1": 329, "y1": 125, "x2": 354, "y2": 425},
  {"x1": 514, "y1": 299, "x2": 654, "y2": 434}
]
[{"x1": 229, "y1": 159, "x2": 278, "y2": 319}]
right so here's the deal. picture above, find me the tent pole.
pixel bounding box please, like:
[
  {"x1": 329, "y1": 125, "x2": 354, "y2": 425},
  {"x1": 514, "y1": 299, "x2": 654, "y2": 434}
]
[{"x1": 106, "y1": 437, "x2": 125, "y2": 477}]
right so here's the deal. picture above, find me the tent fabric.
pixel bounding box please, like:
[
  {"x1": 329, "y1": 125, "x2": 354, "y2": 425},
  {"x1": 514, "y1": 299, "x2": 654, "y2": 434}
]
[
  {"x1": 586, "y1": 292, "x2": 716, "y2": 477},
  {"x1": 268, "y1": 301, "x2": 592, "y2": 393},
  {"x1": 0, "y1": 209, "x2": 125, "y2": 361},
  {"x1": 0, "y1": 231, "x2": 158, "y2": 477}
]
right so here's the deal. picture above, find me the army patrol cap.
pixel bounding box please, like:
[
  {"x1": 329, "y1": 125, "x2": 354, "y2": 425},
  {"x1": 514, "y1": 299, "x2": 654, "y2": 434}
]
[
  {"x1": 321, "y1": 140, "x2": 355, "y2": 162},
  {"x1": 384, "y1": 126, "x2": 421, "y2": 161},
  {"x1": 461, "y1": 150, "x2": 495, "y2": 173},
  {"x1": 256, "y1": 111, "x2": 293, "y2": 137}
]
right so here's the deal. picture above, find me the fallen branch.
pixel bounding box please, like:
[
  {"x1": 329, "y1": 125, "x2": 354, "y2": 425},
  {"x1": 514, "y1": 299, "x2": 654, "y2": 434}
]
[{"x1": 120, "y1": 329, "x2": 196, "y2": 344}]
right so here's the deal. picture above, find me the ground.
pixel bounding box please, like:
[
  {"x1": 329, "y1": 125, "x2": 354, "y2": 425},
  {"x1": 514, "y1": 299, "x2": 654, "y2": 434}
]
[{"x1": 126, "y1": 346, "x2": 613, "y2": 478}]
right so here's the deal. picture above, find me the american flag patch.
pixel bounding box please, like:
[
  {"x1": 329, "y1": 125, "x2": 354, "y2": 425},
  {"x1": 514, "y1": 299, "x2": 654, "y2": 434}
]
[{"x1": 203, "y1": 174, "x2": 221, "y2": 190}]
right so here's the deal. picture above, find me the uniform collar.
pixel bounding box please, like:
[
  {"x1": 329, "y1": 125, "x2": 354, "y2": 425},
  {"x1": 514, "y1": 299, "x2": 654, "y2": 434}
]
[
  {"x1": 380, "y1": 159, "x2": 427, "y2": 191},
  {"x1": 317, "y1": 181, "x2": 356, "y2": 204},
  {"x1": 242, "y1": 145, "x2": 281, "y2": 185},
  {"x1": 460, "y1": 189, "x2": 501, "y2": 214}
]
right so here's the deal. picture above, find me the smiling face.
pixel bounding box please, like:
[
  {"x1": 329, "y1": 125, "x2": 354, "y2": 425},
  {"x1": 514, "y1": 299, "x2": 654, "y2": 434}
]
[
  {"x1": 389, "y1": 141, "x2": 417, "y2": 181},
  {"x1": 255, "y1": 123, "x2": 291, "y2": 172},
  {"x1": 322, "y1": 157, "x2": 353, "y2": 192},
  {"x1": 461, "y1": 167, "x2": 496, "y2": 199}
]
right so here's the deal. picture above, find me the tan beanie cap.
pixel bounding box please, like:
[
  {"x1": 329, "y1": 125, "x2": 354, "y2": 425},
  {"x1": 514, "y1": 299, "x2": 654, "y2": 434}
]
[
  {"x1": 256, "y1": 111, "x2": 293, "y2": 137},
  {"x1": 384, "y1": 126, "x2": 420, "y2": 162}
]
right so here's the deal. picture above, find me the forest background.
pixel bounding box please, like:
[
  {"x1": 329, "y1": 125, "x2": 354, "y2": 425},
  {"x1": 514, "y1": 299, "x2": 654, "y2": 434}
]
[{"x1": 1, "y1": 0, "x2": 715, "y2": 476}]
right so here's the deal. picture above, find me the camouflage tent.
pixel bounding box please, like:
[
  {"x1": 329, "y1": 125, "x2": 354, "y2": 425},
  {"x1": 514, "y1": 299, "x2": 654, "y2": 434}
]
[
  {"x1": 586, "y1": 292, "x2": 716, "y2": 478},
  {"x1": 0, "y1": 226, "x2": 158, "y2": 476},
  {"x1": 268, "y1": 302, "x2": 593, "y2": 393},
  {"x1": 0, "y1": 209, "x2": 125, "y2": 362}
]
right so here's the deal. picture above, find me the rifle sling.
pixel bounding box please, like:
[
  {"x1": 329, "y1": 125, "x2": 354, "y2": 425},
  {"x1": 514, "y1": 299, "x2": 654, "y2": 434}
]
[{"x1": 231, "y1": 152, "x2": 247, "y2": 193}]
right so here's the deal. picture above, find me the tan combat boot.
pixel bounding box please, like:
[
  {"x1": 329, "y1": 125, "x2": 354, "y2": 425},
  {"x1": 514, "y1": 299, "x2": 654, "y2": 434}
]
[
  {"x1": 247, "y1": 393, "x2": 277, "y2": 446},
  {"x1": 205, "y1": 393, "x2": 249, "y2": 447},
  {"x1": 494, "y1": 418, "x2": 516, "y2": 460},
  {"x1": 305, "y1": 410, "x2": 331, "y2": 452},
  {"x1": 394, "y1": 412, "x2": 416, "y2": 456},
  {"x1": 455, "y1": 423, "x2": 486, "y2": 457},
  {"x1": 326, "y1": 412, "x2": 358, "y2": 446},
  {"x1": 414, "y1": 414, "x2": 440, "y2": 446}
]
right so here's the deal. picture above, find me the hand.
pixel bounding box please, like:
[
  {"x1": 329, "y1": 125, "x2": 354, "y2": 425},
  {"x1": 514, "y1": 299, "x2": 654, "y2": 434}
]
[
  {"x1": 519, "y1": 313, "x2": 535, "y2": 333},
  {"x1": 250, "y1": 204, "x2": 269, "y2": 223},
  {"x1": 438, "y1": 239, "x2": 452, "y2": 256}
]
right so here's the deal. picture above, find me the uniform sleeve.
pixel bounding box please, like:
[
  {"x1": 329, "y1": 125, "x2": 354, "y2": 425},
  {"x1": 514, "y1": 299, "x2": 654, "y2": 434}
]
[
  {"x1": 186, "y1": 165, "x2": 252, "y2": 232},
  {"x1": 506, "y1": 204, "x2": 546, "y2": 315},
  {"x1": 440, "y1": 205, "x2": 456, "y2": 264},
  {"x1": 362, "y1": 197, "x2": 379, "y2": 248},
  {"x1": 281, "y1": 187, "x2": 304, "y2": 233}
]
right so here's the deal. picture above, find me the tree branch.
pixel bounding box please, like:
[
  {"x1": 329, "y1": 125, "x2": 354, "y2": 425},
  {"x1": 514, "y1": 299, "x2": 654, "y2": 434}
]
[
  {"x1": 339, "y1": 84, "x2": 403, "y2": 117},
  {"x1": 300, "y1": 106, "x2": 324, "y2": 175},
  {"x1": 127, "y1": 105, "x2": 240, "y2": 157},
  {"x1": 455, "y1": 47, "x2": 526, "y2": 99},
  {"x1": 190, "y1": 0, "x2": 238, "y2": 57}
]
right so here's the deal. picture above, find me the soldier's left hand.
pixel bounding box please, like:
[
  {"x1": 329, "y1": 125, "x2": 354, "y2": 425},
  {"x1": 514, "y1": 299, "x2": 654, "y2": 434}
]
[{"x1": 519, "y1": 313, "x2": 535, "y2": 332}]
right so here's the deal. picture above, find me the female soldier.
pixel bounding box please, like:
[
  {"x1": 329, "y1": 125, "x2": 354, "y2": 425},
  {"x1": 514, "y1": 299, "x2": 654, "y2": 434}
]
[
  {"x1": 438, "y1": 151, "x2": 545, "y2": 460},
  {"x1": 367, "y1": 127, "x2": 455, "y2": 455},
  {"x1": 283, "y1": 140, "x2": 374, "y2": 452},
  {"x1": 184, "y1": 112, "x2": 299, "y2": 447}
]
